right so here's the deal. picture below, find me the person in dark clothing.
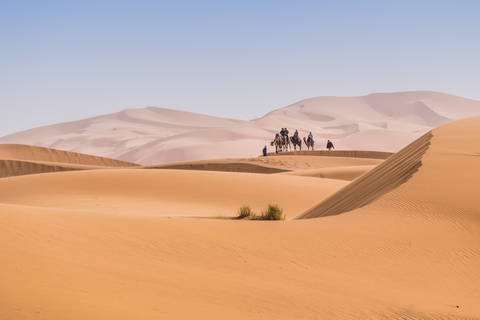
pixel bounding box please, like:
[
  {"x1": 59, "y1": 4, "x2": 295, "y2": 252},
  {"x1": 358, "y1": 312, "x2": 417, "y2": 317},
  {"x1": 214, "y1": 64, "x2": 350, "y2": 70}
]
[
  {"x1": 293, "y1": 130, "x2": 299, "y2": 142},
  {"x1": 263, "y1": 145, "x2": 267, "y2": 156},
  {"x1": 326, "y1": 140, "x2": 334, "y2": 150}
]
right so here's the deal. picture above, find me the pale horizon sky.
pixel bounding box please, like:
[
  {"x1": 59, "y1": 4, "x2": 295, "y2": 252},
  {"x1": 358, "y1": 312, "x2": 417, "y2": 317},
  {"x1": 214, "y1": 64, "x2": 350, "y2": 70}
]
[{"x1": 1, "y1": 0, "x2": 479, "y2": 137}]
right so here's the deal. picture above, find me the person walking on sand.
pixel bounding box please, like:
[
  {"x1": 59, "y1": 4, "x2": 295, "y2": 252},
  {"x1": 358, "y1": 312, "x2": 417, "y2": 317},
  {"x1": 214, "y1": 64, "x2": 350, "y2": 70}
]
[
  {"x1": 263, "y1": 145, "x2": 267, "y2": 157},
  {"x1": 326, "y1": 140, "x2": 334, "y2": 151}
]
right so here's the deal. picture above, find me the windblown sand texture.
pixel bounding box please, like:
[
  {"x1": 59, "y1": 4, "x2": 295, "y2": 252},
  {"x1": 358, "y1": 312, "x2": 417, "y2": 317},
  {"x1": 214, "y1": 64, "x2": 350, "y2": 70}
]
[{"x1": 1, "y1": 115, "x2": 479, "y2": 319}]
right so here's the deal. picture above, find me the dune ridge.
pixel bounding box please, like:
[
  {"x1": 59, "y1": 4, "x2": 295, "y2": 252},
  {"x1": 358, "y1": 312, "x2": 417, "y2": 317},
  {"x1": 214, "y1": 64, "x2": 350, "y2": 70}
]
[
  {"x1": 148, "y1": 162, "x2": 289, "y2": 174},
  {"x1": 295, "y1": 131, "x2": 432, "y2": 219},
  {"x1": 0, "y1": 159, "x2": 98, "y2": 178},
  {"x1": 273, "y1": 150, "x2": 393, "y2": 159},
  {"x1": 0, "y1": 144, "x2": 138, "y2": 166},
  {"x1": 0, "y1": 144, "x2": 139, "y2": 178}
]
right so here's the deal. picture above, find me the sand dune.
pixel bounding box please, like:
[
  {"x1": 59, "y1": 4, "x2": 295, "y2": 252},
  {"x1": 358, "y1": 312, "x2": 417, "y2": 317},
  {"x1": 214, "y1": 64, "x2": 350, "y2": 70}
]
[
  {"x1": 1, "y1": 91, "x2": 479, "y2": 165},
  {"x1": 0, "y1": 144, "x2": 137, "y2": 166},
  {"x1": 349, "y1": 115, "x2": 480, "y2": 224},
  {"x1": 0, "y1": 159, "x2": 105, "y2": 178},
  {"x1": 1, "y1": 116, "x2": 480, "y2": 318},
  {"x1": 0, "y1": 168, "x2": 348, "y2": 218},
  {"x1": 0, "y1": 144, "x2": 138, "y2": 178},
  {"x1": 295, "y1": 131, "x2": 432, "y2": 219},
  {"x1": 147, "y1": 150, "x2": 388, "y2": 173}
]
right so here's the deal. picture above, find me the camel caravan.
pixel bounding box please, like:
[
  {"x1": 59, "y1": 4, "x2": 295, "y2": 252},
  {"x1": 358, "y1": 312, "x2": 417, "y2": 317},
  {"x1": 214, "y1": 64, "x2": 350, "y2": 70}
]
[{"x1": 270, "y1": 128, "x2": 316, "y2": 153}]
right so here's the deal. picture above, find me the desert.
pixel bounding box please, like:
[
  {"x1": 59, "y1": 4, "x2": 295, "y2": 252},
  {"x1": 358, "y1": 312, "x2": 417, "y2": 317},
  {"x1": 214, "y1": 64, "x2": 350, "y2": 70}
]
[{"x1": 1, "y1": 92, "x2": 480, "y2": 319}]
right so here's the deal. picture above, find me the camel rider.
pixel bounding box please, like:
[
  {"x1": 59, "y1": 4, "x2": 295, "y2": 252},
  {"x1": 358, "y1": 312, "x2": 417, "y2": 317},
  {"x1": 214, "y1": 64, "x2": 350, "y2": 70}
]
[
  {"x1": 307, "y1": 132, "x2": 314, "y2": 142},
  {"x1": 293, "y1": 130, "x2": 299, "y2": 142},
  {"x1": 280, "y1": 128, "x2": 286, "y2": 142},
  {"x1": 284, "y1": 128, "x2": 289, "y2": 141}
]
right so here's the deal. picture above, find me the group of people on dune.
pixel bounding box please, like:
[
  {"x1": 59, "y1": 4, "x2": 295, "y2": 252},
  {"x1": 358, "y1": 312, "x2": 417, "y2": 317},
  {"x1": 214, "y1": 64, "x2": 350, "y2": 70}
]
[
  {"x1": 279, "y1": 128, "x2": 313, "y2": 143},
  {"x1": 263, "y1": 128, "x2": 334, "y2": 156}
]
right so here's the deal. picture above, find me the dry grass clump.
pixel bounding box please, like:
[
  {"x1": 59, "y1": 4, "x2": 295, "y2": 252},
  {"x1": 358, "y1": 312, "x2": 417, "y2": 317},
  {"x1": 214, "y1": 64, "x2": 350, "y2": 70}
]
[
  {"x1": 237, "y1": 205, "x2": 254, "y2": 219},
  {"x1": 259, "y1": 204, "x2": 285, "y2": 220},
  {"x1": 236, "y1": 204, "x2": 284, "y2": 220}
]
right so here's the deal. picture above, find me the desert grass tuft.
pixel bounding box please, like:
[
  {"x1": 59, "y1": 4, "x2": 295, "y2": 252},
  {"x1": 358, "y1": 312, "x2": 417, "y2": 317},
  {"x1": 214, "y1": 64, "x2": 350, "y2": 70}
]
[
  {"x1": 236, "y1": 204, "x2": 285, "y2": 220},
  {"x1": 237, "y1": 205, "x2": 254, "y2": 219},
  {"x1": 258, "y1": 204, "x2": 285, "y2": 220}
]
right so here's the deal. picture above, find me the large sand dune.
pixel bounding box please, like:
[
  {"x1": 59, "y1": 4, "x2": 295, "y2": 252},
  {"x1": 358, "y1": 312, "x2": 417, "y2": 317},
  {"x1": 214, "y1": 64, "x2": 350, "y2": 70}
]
[
  {"x1": 295, "y1": 131, "x2": 432, "y2": 219},
  {"x1": 1, "y1": 115, "x2": 479, "y2": 319},
  {"x1": 1, "y1": 91, "x2": 479, "y2": 165}
]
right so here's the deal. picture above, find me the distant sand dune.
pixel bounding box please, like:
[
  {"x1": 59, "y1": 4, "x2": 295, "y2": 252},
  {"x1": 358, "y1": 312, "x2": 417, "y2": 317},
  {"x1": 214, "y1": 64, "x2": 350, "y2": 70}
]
[{"x1": 2, "y1": 91, "x2": 479, "y2": 165}]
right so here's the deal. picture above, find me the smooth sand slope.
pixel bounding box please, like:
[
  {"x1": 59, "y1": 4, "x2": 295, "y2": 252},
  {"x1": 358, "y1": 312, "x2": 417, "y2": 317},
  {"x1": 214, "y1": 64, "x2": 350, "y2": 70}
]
[{"x1": 1, "y1": 117, "x2": 479, "y2": 319}]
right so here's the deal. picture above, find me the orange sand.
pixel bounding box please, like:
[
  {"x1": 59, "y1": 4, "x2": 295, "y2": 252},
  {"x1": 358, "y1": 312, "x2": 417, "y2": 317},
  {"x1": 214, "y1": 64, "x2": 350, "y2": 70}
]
[{"x1": 1, "y1": 117, "x2": 479, "y2": 319}]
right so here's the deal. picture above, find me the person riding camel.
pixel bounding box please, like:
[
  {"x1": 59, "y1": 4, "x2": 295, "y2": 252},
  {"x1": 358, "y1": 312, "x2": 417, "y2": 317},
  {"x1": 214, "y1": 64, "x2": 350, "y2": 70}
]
[
  {"x1": 307, "y1": 132, "x2": 314, "y2": 143},
  {"x1": 293, "y1": 130, "x2": 299, "y2": 142}
]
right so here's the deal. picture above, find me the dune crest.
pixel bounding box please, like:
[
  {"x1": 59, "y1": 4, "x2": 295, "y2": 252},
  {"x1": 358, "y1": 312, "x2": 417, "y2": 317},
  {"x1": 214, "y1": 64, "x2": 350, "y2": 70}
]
[
  {"x1": 0, "y1": 144, "x2": 139, "y2": 178},
  {"x1": 0, "y1": 144, "x2": 138, "y2": 166},
  {"x1": 295, "y1": 132, "x2": 432, "y2": 219}
]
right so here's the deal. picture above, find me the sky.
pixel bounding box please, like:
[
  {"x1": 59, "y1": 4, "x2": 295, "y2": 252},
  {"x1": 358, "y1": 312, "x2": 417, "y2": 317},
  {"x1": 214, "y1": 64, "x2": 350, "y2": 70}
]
[{"x1": 1, "y1": 0, "x2": 480, "y2": 137}]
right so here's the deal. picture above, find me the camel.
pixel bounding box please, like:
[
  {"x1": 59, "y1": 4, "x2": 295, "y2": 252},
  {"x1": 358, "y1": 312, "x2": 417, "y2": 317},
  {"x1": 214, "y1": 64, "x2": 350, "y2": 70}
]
[
  {"x1": 303, "y1": 137, "x2": 314, "y2": 150},
  {"x1": 270, "y1": 134, "x2": 283, "y2": 153},
  {"x1": 290, "y1": 136, "x2": 302, "y2": 151},
  {"x1": 282, "y1": 136, "x2": 291, "y2": 152}
]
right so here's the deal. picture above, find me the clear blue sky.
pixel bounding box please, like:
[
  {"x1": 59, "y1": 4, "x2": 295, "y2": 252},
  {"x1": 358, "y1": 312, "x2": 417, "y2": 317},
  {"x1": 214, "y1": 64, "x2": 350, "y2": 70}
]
[{"x1": 1, "y1": 0, "x2": 479, "y2": 136}]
